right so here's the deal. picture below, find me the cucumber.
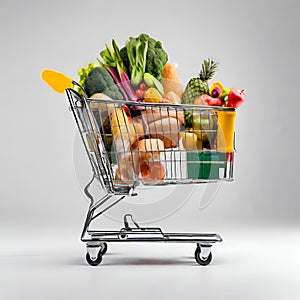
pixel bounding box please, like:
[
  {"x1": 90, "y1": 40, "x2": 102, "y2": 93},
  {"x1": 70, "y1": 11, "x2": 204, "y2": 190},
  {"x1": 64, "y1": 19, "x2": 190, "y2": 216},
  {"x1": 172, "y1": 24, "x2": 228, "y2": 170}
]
[{"x1": 144, "y1": 72, "x2": 164, "y2": 96}]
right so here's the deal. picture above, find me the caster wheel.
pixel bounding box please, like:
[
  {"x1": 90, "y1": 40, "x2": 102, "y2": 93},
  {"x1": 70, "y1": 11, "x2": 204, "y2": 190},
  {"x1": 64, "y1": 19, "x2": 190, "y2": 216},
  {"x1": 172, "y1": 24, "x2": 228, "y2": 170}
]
[
  {"x1": 86, "y1": 251, "x2": 102, "y2": 266},
  {"x1": 100, "y1": 242, "x2": 108, "y2": 255},
  {"x1": 195, "y1": 247, "x2": 212, "y2": 266}
]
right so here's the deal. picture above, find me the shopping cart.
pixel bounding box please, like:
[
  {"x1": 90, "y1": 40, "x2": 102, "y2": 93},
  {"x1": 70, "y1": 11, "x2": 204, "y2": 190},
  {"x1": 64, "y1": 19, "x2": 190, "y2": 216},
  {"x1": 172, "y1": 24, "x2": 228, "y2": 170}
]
[{"x1": 42, "y1": 70, "x2": 237, "y2": 266}]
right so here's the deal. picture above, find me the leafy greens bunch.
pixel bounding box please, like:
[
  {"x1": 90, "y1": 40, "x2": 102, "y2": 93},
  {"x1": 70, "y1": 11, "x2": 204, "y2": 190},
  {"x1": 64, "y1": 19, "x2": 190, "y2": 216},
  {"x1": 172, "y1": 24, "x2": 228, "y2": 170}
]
[
  {"x1": 77, "y1": 33, "x2": 168, "y2": 100},
  {"x1": 121, "y1": 33, "x2": 168, "y2": 85}
]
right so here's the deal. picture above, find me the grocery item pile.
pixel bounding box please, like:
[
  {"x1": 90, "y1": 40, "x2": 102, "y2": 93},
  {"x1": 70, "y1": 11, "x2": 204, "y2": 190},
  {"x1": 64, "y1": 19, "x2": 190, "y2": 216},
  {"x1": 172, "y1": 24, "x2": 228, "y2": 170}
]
[
  {"x1": 77, "y1": 33, "x2": 245, "y2": 108},
  {"x1": 77, "y1": 33, "x2": 245, "y2": 184}
]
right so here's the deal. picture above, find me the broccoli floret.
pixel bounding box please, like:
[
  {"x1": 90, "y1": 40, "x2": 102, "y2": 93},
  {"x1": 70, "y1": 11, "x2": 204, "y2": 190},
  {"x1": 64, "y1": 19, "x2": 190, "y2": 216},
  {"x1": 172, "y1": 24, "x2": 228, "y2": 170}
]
[
  {"x1": 119, "y1": 34, "x2": 168, "y2": 83},
  {"x1": 146, "y1": 46, "x2": 168, "y2": 80},
  {"x1": 84, "y1": 66, "x2": 123, "y2": 99},
  {"x1": 136, "y1": 33, "x2": 153, "y2": 45},
  {"x1": 132, "y1": 33, "x2": 168, "y2": 80},
  {"x1": 84, "y1": 67, "x2": 108, "y2": 95}
]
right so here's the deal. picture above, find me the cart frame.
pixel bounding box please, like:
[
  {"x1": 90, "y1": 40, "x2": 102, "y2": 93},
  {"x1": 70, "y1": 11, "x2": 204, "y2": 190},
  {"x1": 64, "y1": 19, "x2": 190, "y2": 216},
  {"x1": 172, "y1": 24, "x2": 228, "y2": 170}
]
[{"x1": 66, "y1": 85, "x2": 235, "y2": 266}]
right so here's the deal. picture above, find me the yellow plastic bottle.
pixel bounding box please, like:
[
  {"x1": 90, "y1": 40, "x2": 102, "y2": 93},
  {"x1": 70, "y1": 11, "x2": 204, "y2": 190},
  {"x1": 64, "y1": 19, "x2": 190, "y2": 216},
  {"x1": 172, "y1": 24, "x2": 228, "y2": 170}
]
[{"x1": 216, "y1": 111, "x2": 236, "y2": 152}]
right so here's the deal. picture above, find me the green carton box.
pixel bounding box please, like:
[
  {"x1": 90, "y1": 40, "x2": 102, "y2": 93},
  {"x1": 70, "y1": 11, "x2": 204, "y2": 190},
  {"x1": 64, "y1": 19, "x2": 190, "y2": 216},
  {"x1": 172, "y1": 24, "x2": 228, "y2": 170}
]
[{"x1": 187, "y1": 152, "x2": 227, "y2": 180}]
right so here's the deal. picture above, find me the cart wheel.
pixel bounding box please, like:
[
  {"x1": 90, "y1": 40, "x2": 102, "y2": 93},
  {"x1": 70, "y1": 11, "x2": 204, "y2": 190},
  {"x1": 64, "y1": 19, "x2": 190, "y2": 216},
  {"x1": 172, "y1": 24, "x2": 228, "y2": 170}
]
[
  {"x1": 195, "y1": 247, "x2": 212, "y2": 266},
  {"x1": 100, "y1": 242, "x2": 108, "y2": 255},
  {"x1": 86, "y1": 251, "x2": 102, "y2": 266}
]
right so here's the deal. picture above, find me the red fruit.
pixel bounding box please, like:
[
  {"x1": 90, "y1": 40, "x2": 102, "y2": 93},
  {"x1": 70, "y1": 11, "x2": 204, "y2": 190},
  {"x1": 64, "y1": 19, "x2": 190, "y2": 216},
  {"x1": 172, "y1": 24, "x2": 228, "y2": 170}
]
[
  {"x1": 194, "y1": 94, "x2": 223, "y2": 106},
  {"x1": 135, "y1": 89, "x2": 144, "y2": 99},
  {"x1": 139, "y1": 82, "x2": 147, "y2": 91},
  {"x1": 206, "y1": 97, "x2": 223, "y2": 106},
  {"x1": 194, "y1": 95, "x2": 209, "y2": 106},
  {"x1": 227, "y1": 88, "x2": 245, "y2": 108}
]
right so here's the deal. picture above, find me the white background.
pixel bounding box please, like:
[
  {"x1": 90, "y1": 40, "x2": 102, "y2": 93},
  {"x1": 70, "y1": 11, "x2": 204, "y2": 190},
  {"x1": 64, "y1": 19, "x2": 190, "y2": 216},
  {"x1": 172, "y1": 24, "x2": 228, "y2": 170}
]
[{"x1": 1, "y1": 0, "x2": 300, "y2": 299}]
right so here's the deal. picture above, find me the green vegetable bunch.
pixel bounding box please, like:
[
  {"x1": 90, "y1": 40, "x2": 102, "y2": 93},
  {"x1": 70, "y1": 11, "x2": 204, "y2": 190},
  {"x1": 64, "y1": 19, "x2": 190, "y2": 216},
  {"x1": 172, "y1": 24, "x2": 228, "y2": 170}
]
[
  {"x1": 76, "y1": 33, "x2": 167, "y2": 100},
  {"x1": 99, "y1": 40, "x2": 127, "y2": 77},
  {"x1": 126, "y1": 37, "x2": 148, "y2": 87},
  {"x1": 121, "y1": 33, "x2": 168, "y2": 84}
]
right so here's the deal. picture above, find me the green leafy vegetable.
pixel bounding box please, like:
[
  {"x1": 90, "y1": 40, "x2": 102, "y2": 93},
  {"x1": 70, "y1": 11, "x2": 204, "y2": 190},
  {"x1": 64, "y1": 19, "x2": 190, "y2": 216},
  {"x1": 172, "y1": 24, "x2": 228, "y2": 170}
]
[
  {"x1": 121, "y1": 33, "x2": 168, "y2": 81},
  {"x1": 126, "y1": 37, "x2": 148, "y2": 87},
  {"x1": 99, "y1": 39, "x2": 128, "y2": 76},
  {"x1": 77, "y1": 62, "x2": 95, "y2": 93},
  {"x1": 141, "y1": 33, "x2": 168, "y2": 80},
  {"x1": 99, "y1": 39, "x2": 137, "y2": 101}
]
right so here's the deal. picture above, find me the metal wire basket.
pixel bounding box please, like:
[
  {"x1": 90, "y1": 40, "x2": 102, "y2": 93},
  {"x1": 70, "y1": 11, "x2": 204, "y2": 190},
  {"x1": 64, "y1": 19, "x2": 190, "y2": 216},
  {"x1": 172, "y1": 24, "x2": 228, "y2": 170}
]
[{"x1": 68, "y1": 88, "x2": 236, "y2": 193}]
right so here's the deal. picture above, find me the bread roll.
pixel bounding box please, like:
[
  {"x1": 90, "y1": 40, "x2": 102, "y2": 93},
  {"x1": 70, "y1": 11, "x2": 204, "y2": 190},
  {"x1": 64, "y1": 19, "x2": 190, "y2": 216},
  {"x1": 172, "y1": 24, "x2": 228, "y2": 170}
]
[
  {"x1": 142, "y1": 108, "x2": 184, "y2": 126},
  {"x1": 116, "y1": 151, "x2": 140, "y2": 182},
  {"x1": 135, "y1": 138, "x2": 164, "y2": 162},
  {"x1": 112, "y1": 116, "x2": 146, "y2": 182},
  {"x1": 146, "y1": 117, "x2": 181, "y2": 148},
  {"x1": 140, "y1": 161, "x2": 166, "y2": 184}
]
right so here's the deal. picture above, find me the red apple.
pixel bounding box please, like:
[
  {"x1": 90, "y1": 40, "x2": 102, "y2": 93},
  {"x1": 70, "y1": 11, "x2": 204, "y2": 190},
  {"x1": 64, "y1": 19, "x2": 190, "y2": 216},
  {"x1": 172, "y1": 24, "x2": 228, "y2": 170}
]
[{"x1": 227, "y1": 88, "x2": 245, "y2": 108}]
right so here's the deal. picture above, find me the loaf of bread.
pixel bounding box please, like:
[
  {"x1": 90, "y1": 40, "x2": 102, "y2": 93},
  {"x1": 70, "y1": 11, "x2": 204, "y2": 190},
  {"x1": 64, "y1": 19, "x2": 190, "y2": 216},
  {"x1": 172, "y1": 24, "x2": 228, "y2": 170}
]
[{"x1": 146, "y1": 117, "x2": 181, "y2": 148}]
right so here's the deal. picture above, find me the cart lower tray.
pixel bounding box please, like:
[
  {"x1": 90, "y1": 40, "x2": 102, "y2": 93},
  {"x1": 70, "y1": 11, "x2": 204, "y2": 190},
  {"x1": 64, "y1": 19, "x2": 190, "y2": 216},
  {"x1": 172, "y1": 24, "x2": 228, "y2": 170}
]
[
  {"x1": 87, "y1": 228, "x2": 222, "y2": 243},
  {"x1": 83, "y1": 214, "x2": 222, "y2": 267}
]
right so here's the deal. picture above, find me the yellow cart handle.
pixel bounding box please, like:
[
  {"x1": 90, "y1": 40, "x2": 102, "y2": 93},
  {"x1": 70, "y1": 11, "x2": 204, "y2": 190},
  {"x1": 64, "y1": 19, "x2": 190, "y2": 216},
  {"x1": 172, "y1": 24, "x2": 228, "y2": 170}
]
[{"x1": 41, "y1": 69, "x2": 74, "y2": 93}]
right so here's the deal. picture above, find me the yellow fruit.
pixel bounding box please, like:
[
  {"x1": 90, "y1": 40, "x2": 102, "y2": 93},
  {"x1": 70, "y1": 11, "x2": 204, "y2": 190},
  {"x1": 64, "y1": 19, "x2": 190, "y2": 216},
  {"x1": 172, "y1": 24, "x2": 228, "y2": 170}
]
[
  {"x1": 144, "y1": 88, "x2": 162, "y2": 103},
  {"x1": 196, "y1": 138, "x2": 202, "y2": 150},
  {"x1": 192, "y1": 112, "x2": 217, "y2": 142},
  {"x1": 110, "y1": 108, "x2": 129, "y2": 137},
  {"x1": 179, "y1": 131, "x2": 199, "y2": 150},
  {"x1": 209, "y1": 81, "x2": 225, "y2": 98}
]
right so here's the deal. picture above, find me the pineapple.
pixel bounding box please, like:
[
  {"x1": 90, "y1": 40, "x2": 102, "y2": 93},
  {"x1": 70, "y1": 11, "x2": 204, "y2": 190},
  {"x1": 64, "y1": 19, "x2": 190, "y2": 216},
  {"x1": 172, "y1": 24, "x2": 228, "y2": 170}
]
[{"x1": 182, "y1": 58, "x2": 219, "y2": 104}]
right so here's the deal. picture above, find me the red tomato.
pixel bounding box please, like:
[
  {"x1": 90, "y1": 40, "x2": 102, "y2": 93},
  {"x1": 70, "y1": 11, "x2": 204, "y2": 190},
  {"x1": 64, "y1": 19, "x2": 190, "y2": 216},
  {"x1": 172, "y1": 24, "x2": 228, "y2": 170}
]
[
  {"x1": 139, "y1": 82, "x2": 147, "y2": 91},
  {"x1": 135, "y1": 89, "x2": 144, "y2": 99}
]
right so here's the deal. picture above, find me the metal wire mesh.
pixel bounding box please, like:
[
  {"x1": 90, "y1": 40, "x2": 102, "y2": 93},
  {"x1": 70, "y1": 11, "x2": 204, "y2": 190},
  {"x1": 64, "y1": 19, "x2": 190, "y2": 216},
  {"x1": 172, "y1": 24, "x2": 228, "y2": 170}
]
[{"x1": 73, "y1": 95, "x2": 236, "y2": 191}]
